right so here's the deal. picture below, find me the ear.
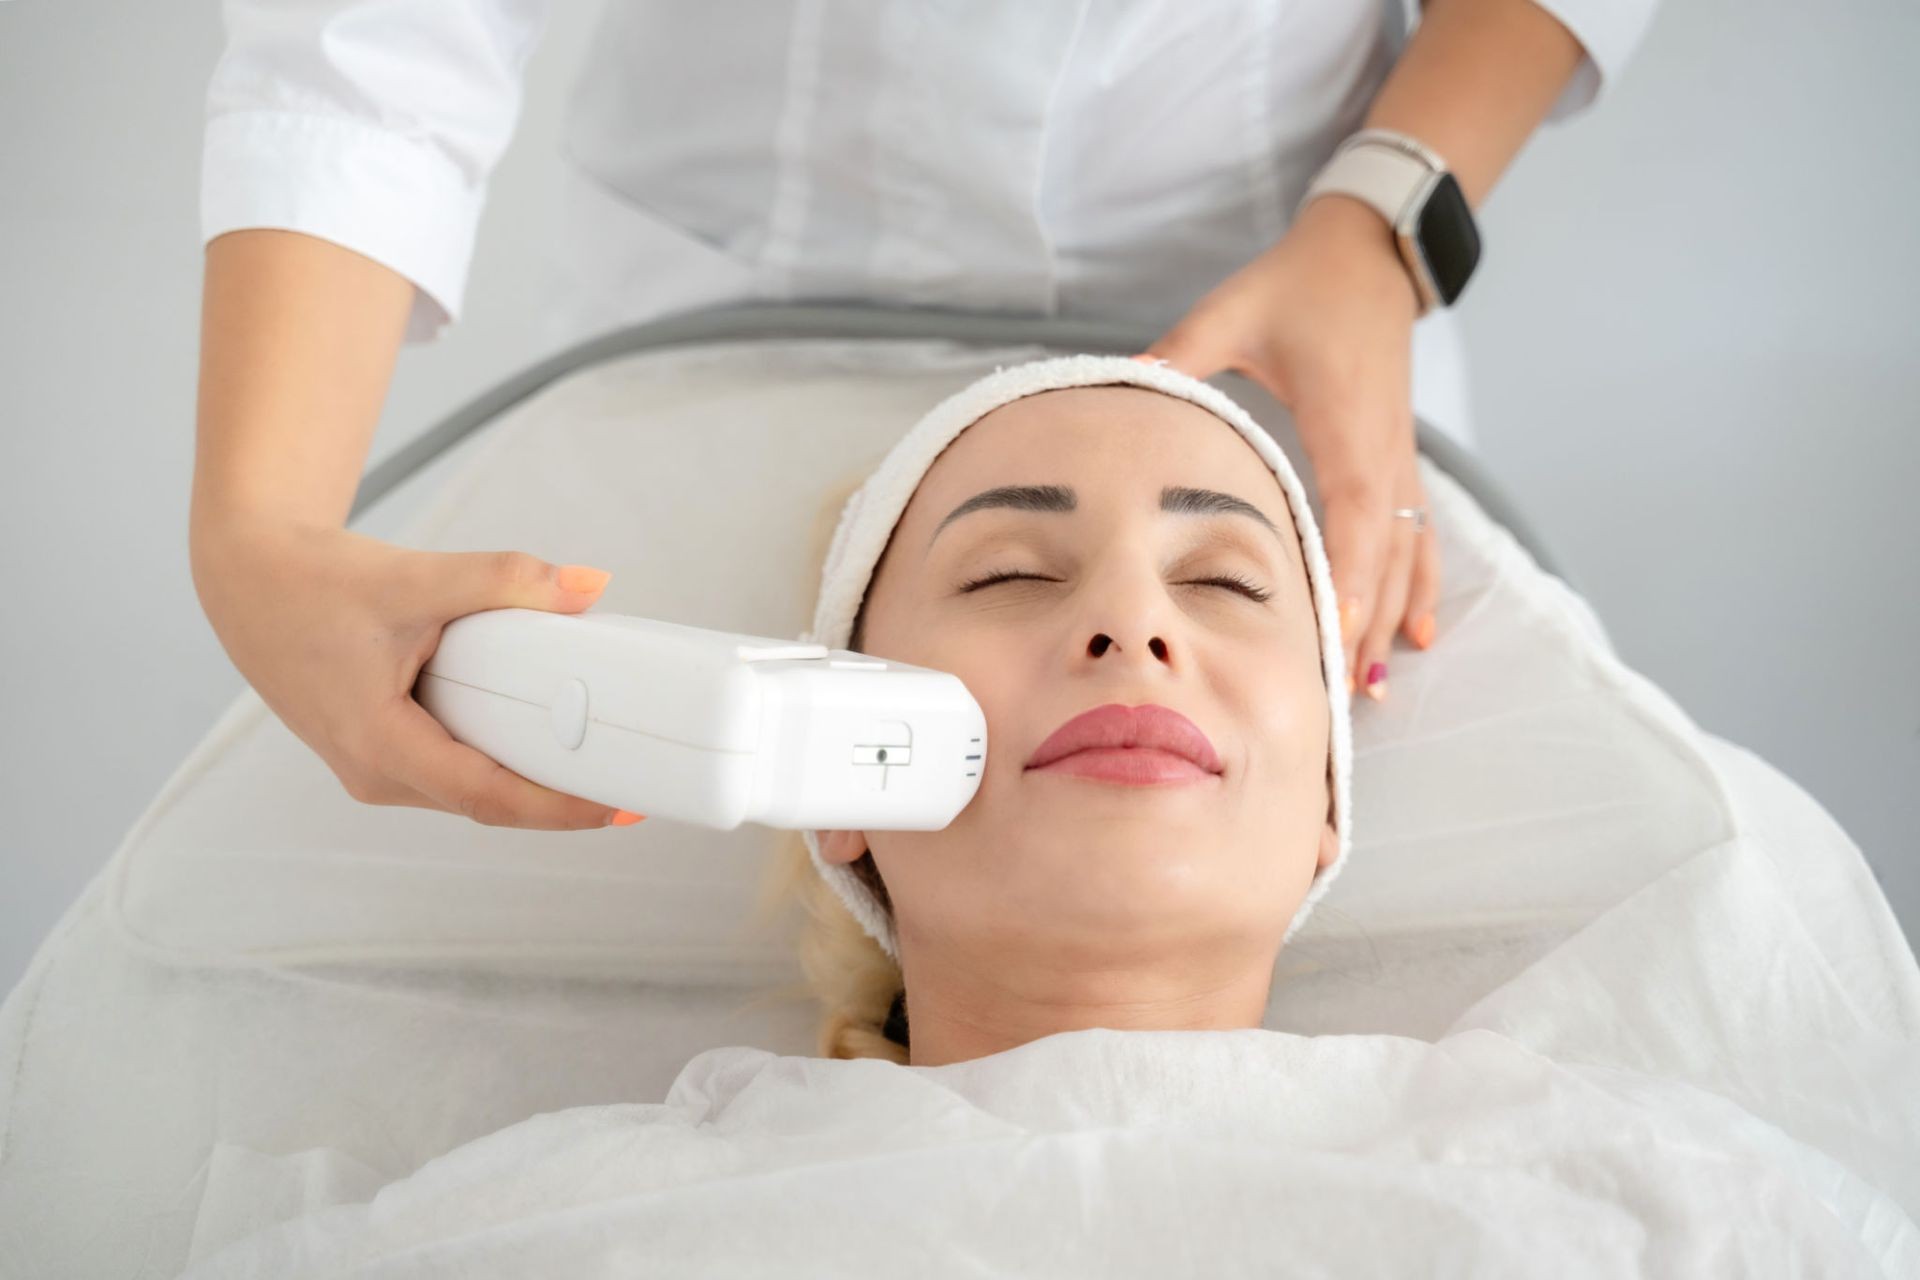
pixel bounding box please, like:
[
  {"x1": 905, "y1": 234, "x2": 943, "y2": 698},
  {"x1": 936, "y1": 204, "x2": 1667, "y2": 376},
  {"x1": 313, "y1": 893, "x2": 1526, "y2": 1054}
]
[{"x1": 814, "y1": 829, "x2": 869, "y2": 866}]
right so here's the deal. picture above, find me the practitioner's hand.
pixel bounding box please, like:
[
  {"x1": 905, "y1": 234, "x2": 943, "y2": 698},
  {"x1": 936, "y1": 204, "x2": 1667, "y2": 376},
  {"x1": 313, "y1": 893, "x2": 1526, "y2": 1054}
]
[
  {"x1": 1137, "y1": 194, "x2": 1441, "y2": 702},
  {"x1": 190, "y1": 517, "x2": 646, "y2": 829}
]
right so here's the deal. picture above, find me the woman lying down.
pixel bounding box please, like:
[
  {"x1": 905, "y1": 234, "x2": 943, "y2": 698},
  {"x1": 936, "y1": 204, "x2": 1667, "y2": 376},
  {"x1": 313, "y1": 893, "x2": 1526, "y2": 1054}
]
[{"x1": 179, "y1": 358, "x2": 1919, "y2": 1277}]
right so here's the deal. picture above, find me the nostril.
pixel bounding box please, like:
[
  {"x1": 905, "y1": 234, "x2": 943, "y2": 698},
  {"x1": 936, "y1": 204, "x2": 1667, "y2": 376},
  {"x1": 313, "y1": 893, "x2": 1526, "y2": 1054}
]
[
  {"x1": 1149, "y1": 637, "x2": 1168, "y2": 660},
  {"x1": 1089, "y1": 634, "x2": 1113, "y2": 656}
]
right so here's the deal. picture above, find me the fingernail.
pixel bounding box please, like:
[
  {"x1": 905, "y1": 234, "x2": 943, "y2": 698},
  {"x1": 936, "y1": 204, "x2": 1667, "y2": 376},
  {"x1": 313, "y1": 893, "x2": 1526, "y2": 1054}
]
[
  {"x1": 1346, "y1": 670, "x2": 1356, "y2": 695},
  {"x1": 1130, "y1": 352, "x2": 1157, "y2": 362},
  {"x1": 609, "y1": 810, "x2": 645, "y2": 826},
  {"x1": 558, "y1": 564, "x2": 612, "y2": 594},
  {"x1": 1365, "y1": 661, "x2": 1389, "y2": 701},
  {"x1": 1412, "y1": 613, "x2": 1435, "y2": 650},
  {"x1": 1339, "y1": 596, "x2": 1362, "y2": 639}
]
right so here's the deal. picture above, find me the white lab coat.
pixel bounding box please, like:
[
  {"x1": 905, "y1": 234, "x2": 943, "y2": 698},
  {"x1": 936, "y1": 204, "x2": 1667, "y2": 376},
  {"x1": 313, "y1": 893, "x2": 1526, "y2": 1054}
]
[{"x1": 199, "y1": 0, "x2": 1661, "y2": 449}]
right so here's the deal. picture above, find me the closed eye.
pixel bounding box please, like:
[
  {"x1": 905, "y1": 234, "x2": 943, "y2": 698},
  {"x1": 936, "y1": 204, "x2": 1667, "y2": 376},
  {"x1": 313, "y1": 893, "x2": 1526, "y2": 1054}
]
[{"x1": 957, "y1": 569, "x2": 1272, "y2": 604}]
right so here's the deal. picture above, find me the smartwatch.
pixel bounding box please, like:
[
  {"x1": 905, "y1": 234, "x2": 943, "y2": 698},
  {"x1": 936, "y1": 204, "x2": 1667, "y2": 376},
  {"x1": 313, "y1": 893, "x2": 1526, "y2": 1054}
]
[{"x1": 1300, "y1": 127, "x2": 1481, "y2": 314}]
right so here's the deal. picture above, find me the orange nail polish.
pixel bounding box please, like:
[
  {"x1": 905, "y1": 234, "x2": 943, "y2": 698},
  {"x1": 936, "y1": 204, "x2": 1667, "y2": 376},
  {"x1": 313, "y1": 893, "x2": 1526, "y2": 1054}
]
[
  {"x1": 1412, "y1": 613, "x2": 1435, "y2": 650},
  {"x1": 558, "y1": 564, "x2": 612, "y2": 594},
  {"x1": 1339, "y1": 597, "x2": 1361, "y2": 638},
  {"x1": 609, "y1": 810, "x2": 645, "y2": 826}
]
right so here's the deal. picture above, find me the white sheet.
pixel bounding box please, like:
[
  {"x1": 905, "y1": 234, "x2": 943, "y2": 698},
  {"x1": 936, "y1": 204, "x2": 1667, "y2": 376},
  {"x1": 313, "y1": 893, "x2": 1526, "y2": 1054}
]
[
  {"x1": 175, "y1": 825, "x2": 1920, "y2": 1276},
  {"x1": 3, "y1": 337, "x2": 1916, "y2": 1277}
]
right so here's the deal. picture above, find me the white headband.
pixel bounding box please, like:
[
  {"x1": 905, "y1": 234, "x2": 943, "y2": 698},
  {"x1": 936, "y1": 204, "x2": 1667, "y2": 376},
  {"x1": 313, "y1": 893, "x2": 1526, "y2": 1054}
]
[{"x1": 799, "y1": 354, "x2": 1354, "y2": 962}]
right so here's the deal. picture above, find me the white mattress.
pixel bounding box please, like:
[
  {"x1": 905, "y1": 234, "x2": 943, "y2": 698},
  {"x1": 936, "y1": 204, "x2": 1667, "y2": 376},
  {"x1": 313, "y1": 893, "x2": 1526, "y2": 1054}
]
[{"x1": 2, "y1": 338, "x2": 1915, "y2": 1277}]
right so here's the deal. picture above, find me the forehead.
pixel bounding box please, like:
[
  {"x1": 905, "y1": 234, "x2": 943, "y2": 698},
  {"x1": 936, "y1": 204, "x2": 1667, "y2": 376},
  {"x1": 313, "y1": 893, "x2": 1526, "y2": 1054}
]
[{"x1": 902, "y1": 384, "x2": 1302, "y2": 551}]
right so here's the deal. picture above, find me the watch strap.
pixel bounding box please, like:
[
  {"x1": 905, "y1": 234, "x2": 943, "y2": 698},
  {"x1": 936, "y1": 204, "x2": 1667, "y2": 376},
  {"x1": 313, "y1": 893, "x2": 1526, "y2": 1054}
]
[
  {"x1": 1300, "y1": 141, "x2": 1435, "y2": 231},
  {"x1": 1340, "y1": 127, "x2": 1449, "y2": 174}
]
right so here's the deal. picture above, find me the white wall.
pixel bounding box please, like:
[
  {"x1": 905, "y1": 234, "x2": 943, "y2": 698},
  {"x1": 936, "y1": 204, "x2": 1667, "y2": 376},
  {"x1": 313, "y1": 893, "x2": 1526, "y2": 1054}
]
[
  {"x1": 2, "y1": 0, "x2": 1914, "y2": 994},
  {"x1": 1453, "y1": 0, "x2": 1920, "y2": 929},
  {"x1": 0, "y1": 0, "x2": 615, "y2": 988}
]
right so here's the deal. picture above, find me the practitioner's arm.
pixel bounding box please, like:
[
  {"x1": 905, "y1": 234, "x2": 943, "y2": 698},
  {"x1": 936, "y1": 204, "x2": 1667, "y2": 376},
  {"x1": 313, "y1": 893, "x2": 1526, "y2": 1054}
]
[
  {"x1": 190, "y1": 228, "x2": 639, "y2": 830},
  {"x1": 1360, "y1": 0, "x2": 1589, "y2": 212},
  {"x1": 193, "y1": 229, "x2": 409, "y2": 530}
]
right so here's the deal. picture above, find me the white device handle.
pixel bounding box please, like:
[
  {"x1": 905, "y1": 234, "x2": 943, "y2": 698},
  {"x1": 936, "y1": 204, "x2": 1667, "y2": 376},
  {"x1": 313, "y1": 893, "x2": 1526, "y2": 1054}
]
[{"x1": 416, "y1": 609, "x2": 988, "y2": 831}]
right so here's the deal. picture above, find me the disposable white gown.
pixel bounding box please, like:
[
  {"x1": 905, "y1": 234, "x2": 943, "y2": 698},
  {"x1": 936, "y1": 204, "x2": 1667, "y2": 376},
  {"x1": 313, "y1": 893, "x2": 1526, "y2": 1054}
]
[{"x1": 178, "y1": 787, "x2": 1920, "y2": 1277}]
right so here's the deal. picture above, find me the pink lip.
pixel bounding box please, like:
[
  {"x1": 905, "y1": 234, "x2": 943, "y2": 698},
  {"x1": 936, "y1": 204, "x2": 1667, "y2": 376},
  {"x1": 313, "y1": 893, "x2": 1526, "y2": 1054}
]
[{"x1": 1024, "y1": 703, "x2": 1223, "y2": 785}]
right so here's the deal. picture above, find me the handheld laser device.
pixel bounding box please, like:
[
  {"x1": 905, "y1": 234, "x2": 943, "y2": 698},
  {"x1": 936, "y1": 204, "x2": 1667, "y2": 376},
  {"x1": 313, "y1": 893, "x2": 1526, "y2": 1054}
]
[{"x1": 415, "y1": 608, "x2": 987, "y2": 831}]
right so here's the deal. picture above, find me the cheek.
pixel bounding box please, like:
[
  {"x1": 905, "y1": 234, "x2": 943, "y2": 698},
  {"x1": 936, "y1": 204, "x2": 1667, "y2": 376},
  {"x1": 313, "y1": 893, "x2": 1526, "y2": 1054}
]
[{"x1": 1228, "y1": 645, "x2": 1328, "y2": 794}]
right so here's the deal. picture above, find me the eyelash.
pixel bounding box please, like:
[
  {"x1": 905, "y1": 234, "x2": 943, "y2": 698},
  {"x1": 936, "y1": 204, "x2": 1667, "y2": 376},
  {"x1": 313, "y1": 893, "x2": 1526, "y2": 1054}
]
[{"x1": 957, "y1": 569, "x2": 1273, "y2": 604}]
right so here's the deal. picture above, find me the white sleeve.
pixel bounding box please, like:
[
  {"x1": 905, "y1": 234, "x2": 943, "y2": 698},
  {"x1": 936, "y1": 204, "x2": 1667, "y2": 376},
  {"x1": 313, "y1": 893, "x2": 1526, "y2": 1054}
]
[
  {"x1": 200, "y1": 0, "x2": 553, "y2": 344},
  {"x1": 1523, "y1": 0, "x2": 1664, "y2": 122}
]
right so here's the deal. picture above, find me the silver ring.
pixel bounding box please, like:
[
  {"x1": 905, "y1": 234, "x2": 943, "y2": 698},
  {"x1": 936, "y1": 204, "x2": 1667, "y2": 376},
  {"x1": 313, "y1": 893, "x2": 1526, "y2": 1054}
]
[{"x1": 1392, "y1": 506, "x2": 1429, "y2": 532}]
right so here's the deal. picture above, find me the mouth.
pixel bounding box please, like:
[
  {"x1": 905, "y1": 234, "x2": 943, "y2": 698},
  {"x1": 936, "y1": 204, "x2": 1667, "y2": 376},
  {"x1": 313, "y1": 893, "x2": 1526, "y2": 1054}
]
[{"x1": 1024, "y1": 703, "x2": 1224, "y2": 784}]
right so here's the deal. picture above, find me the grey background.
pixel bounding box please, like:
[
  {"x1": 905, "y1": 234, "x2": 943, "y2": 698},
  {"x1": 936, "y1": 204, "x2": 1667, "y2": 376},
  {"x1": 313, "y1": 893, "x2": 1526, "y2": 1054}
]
[{"x1": 2, "y1": 0, "x2": 1915, "y2": 995}]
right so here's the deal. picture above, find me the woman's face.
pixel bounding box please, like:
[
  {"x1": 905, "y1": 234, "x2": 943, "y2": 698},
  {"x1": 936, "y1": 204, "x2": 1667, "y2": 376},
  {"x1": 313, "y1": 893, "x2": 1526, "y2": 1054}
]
[{"x1": 816, "y1": 384, "x2": 1335, "y2": 995}]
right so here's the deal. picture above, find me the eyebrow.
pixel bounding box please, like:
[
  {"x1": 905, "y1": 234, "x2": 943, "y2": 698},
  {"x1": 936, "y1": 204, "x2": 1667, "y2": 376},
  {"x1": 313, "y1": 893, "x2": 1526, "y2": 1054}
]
[{"x1": 926, "y1": 484, "x2": 1284, "y2": 551}]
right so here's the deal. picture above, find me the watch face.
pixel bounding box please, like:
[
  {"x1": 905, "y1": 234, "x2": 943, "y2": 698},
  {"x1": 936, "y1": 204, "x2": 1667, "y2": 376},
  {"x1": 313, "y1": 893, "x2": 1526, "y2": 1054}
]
[{"x1": 1417, "y1": 172, "x2": 1480, "y2": 306}]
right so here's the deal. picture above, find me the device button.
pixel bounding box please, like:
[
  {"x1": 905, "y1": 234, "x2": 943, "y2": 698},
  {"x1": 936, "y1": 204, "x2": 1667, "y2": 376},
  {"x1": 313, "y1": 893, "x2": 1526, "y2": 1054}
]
[
  {"x1": 852, "y1": 719, "x2": 912, "y2": 770},
  {"x1": 551, "y1": 679, "x2": 589, "y2": 751},
  {"x1": 852, "y1": 744, "x2": 912, "y2": 766}
]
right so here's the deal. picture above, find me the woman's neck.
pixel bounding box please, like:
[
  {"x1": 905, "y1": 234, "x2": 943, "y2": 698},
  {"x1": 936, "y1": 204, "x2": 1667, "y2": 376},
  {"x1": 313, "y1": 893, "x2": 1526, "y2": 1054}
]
[{"x1": 901, "y1": 947, "x2": 1276, "y2": 1067}]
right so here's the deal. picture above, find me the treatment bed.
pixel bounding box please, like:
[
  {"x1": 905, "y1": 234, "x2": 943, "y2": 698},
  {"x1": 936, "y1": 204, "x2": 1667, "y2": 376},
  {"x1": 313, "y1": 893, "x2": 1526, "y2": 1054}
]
[{"x1": 2, "y1": 303, "x2": 1914, "y2": 1277}]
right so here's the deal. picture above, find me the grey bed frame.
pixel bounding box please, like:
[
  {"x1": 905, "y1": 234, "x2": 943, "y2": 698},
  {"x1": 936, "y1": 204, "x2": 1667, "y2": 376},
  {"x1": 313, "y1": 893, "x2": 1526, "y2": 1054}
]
[{"x1": 347, "y1": 299, "x2": 1567, "y2": 586}]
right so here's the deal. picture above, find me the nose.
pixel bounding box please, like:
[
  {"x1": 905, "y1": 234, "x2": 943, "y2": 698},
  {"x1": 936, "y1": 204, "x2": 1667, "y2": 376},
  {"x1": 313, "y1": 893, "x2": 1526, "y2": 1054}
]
[{"x1": 1074, "y1": 548, "x2": 1182, "y2": 669}]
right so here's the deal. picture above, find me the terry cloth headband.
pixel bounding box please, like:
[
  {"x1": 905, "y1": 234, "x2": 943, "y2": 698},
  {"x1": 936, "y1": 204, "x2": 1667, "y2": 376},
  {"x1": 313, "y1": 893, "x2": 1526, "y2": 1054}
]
[{"x1": 798, "y1": 354, "x2": 1354, "y2": 962}]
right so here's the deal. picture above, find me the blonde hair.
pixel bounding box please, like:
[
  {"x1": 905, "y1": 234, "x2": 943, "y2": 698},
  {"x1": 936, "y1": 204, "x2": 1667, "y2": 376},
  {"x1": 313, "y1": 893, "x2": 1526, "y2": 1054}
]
[{"x1": 741, "y1": 465, "x2": 909, "y2": 1062}]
